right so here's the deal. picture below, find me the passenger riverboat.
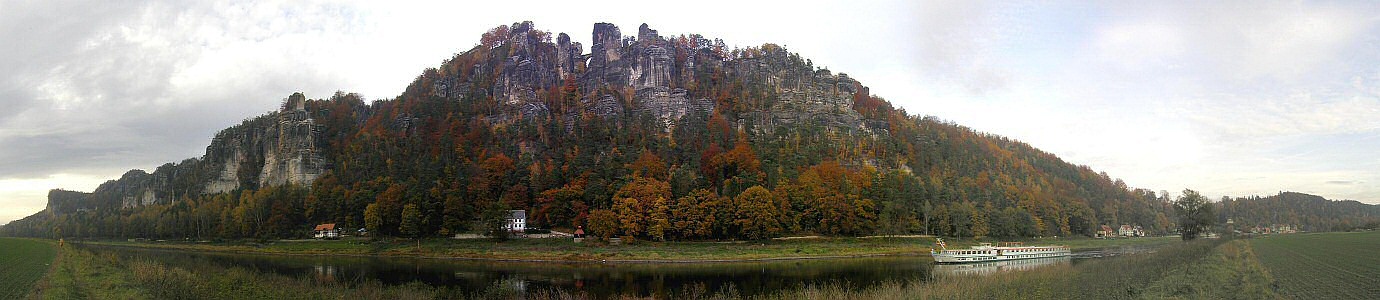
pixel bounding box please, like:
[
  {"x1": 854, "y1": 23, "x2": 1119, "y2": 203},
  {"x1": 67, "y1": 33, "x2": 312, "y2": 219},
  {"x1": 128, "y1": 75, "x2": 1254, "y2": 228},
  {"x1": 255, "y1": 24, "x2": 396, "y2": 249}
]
[{"x1": 929, "y1": 238, "x2": 1071, "y2": 263}]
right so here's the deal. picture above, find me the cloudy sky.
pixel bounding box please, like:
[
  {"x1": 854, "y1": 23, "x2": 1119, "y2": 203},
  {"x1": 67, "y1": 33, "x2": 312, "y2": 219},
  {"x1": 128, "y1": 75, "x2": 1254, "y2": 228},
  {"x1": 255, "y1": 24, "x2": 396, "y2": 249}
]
[{"x1": 2, "y1": 0, "x2": 1378, "y2": 224}]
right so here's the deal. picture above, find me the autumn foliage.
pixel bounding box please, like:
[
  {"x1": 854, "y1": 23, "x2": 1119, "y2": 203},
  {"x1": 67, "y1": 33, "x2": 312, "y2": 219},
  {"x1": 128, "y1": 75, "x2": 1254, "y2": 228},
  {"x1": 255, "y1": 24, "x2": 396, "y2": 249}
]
[{"x1": 4, "y1": 22, "x2": 1220, "y2": 242}]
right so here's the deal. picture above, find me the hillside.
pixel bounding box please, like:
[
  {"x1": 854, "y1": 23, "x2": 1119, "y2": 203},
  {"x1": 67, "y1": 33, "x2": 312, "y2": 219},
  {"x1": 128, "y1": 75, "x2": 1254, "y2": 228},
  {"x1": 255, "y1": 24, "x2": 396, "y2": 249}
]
[
  {"x1": 5, "y1": 21, "x2": 1187, "y2": 240},
  {"x1": 1219, "y1": 192, "x2": 1380, "y2": 232}
]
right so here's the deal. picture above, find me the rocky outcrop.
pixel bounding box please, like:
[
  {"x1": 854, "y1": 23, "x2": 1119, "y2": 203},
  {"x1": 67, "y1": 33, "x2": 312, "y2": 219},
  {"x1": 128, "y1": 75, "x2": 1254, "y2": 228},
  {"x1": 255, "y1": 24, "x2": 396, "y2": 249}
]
[
  {"x1": 427, "y1": 22, "x2": 873, "y2": 135},
  {"x1": 45, "y1": 92, "x2": 328, "y2": 211},
  {"x1": 555, "y1": 33, "x2": 583, "y2": 79},
  {"x1": 44, "y1": 189, "x2": 94, "y2": 215},
  {"x1": 41, "y1": 21, "x2": 883, "y2": 212},
  {"x1": 203, "y1": 92, "x2": 325, "y2": 194},
  {"x1": 258, "y1": 95, "x2": 326, "y2": 187}
]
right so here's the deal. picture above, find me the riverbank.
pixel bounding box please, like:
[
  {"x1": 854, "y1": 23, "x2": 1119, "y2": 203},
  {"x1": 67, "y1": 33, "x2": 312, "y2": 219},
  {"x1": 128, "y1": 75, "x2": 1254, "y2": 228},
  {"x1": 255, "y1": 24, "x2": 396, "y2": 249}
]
[
  {"x1": 38, "y1": 242, "x2": 444, "y2": 300},
  {"x1": 76, "y1": 235, "x2": 1177, "y2": 263},
  {"x1": 41, "y1": 236, "x2": 1266, "y2": 299},
  {"x1": 762, "y1": 238, "x2": 1280, "y2": 299}
]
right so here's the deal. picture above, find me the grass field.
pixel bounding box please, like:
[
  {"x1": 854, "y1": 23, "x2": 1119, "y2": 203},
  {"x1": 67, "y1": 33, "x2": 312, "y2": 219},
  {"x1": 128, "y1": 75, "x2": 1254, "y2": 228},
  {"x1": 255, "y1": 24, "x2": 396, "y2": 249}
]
[
  {"x1": 1251, "y1": 231, "x2": 1380, "y2": 299},
  {"x1": 0, "y1": 238, "x2": 57, "y2": 299}
]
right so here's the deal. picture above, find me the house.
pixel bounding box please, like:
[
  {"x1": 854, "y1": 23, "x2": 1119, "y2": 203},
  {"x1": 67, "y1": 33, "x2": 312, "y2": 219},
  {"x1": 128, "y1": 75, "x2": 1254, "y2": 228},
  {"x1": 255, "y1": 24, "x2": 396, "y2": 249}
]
[
  {"x1": 1273, "y1": 224, "x2": 1296, "y2": 234},
  {"x1": 313, "y1": 223, "x2": 339, "y2": 239},
  {"x1": 504, "y1": 210, "x2": 527, "y2": 233},
  {"x1": 1097, "y1": 225, "x2": 1115, "y2": 238},
  {"x1": 1133, "y1": 225, "x2": 1146, "y2": 237},
  {"x1": 1119, "y1": 225, "x2": 1136, "y2": 237}
]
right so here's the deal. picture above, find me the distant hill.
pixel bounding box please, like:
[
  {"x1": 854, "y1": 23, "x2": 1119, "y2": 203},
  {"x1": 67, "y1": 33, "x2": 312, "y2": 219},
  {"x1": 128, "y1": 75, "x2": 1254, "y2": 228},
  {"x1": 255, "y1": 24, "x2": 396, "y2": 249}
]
[
  {"x1": 1219, "y1": 192, "x2": 1380, "y2": 232},
  {"x1": 4, "y1": 22, "x2": 1204, "y2": 240}
]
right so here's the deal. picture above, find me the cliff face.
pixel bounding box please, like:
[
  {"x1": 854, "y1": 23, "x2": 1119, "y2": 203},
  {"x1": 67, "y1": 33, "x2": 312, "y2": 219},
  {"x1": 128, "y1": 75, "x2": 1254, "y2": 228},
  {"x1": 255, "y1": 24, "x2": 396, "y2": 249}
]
[
  {"x1": 203, "y1": 93, "x2": 326, "y2": 194},
  {"x1": 44, "y1": 189, "x2": 93, "y2": 214},
  {"x1": 427, "y1": 21, "x2": 874, "y2": 134},
  {"x1": 41, "y1": 21, "x2": 870, "y2": 213},
  {"x1": 45, "y1": 93, "x2": 327, "y2": 213}
]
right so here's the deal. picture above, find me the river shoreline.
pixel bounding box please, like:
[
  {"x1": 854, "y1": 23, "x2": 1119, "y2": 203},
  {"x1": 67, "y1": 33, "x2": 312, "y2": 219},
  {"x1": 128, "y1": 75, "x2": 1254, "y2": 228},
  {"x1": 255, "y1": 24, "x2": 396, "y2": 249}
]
[
  {"x1": 74, "y1": 235, "x2": 1178, "y2": 264},
  {"x1": 78, "y1": 242, "x2": 927, "y2": 264}
]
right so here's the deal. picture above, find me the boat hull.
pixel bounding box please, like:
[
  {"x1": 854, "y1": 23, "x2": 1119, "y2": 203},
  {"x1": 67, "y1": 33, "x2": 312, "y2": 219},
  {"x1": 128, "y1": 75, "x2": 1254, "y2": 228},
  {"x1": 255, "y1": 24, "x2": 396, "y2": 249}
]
[{"x1": 931, "y1": 247, "x2": 1071, "y2": 264}]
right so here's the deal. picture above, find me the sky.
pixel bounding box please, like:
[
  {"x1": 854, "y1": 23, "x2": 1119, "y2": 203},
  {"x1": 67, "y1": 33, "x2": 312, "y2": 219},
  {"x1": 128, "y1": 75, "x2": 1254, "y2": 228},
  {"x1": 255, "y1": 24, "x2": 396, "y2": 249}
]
[{"x1": 2, "y1": 0, "x2": 1379, "y2": 224}]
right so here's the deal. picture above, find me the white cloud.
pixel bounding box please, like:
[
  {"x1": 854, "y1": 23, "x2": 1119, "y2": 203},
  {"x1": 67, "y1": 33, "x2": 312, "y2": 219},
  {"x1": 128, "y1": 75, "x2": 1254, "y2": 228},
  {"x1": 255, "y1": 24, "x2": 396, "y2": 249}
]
[
  {"x1": 1094, "y1": 22, "x2": 1185, "y2": 71},
  {"x1": 1226, "y1": 3, "x2": 1371, "y2": 82},
  {"x1": 911, "y1": 0, "x2": 1009, "y2": 94},
  {"x1": 1187, "y1": 92, "x2": 1380, "y2": 141}
]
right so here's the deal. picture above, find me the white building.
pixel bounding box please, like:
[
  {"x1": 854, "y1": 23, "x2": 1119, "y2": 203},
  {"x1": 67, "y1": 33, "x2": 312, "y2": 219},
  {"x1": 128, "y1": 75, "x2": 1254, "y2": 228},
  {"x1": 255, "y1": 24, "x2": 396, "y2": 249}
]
[
  {"x1": 504, "y1": 210, "x2": 527, "y2": 233},
  {"x1": 313, "y1": 223, "x2": 339, "y2": 239}
]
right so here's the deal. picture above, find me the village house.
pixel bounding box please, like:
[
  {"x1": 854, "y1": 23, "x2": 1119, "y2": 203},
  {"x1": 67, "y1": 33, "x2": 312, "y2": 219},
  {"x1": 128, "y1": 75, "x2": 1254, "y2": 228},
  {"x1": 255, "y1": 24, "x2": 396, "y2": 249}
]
[
  {"x1": 504, "y1": 210, "x2": 527, "y2": 233},
  {"x1": 1273, "y1": 224, "x2": 1296, "y2": 234},
  {"x1": 1118, "y1": 225, "x2": 1144, "y2": 237},
  {"x1": 1097, "y1": 225, "x2": 1115, "y2": 238},
  {"x1": 313, "y1": 223, "x2": 339, "y2": 239}
]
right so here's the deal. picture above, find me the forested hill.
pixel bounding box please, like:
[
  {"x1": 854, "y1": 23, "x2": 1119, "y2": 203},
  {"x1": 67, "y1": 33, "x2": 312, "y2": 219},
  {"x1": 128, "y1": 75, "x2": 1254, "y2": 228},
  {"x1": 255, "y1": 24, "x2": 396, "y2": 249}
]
[
  {"x1": 5, "y1": 21, "x2": 1179, "y2": 240},
  {"x1": 1219, "y1": 192, "x2": 1380, "y2": 232}
]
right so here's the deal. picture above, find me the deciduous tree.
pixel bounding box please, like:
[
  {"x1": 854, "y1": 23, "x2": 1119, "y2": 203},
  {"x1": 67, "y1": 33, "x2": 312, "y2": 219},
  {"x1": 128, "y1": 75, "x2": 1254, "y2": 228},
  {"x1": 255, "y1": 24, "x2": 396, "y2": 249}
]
[{"x1": 1174, "y1": 189, "x2": 1216, "y2": 240}]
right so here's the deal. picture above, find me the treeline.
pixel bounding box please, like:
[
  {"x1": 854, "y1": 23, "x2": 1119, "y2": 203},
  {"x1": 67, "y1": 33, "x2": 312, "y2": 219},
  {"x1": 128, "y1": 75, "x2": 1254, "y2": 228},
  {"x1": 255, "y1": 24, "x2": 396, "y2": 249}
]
[
  {"x1": 5, "y1": 23, "x2": 1184, "y2": 241},
  {"x1": 1218, "y1": 192, "x2": 1380, "y2": 232},
  {"x1": 3, "y1": 185, "x2": 309, "y2": 240}
]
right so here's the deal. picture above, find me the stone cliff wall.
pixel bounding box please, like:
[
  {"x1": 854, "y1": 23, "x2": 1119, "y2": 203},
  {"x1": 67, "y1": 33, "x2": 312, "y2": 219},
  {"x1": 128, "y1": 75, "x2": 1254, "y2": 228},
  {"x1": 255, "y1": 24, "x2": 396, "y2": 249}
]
[
  {"x1": 49, "y1": 93, "x2": 328, "y2": 211},
  {"x1": 429, "y1": 22, "x2": 873, "y2": 135},
  {"x1": 44, "y1": 21, "x2": 883, "y2": 212}
]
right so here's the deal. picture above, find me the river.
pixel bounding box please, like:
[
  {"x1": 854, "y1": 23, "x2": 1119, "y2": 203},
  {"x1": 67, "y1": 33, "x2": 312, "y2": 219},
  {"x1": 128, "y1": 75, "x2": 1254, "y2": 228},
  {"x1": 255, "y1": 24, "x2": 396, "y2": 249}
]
[{"x1": 80, "y1": 243, "x2": 1159, "y2": 298}]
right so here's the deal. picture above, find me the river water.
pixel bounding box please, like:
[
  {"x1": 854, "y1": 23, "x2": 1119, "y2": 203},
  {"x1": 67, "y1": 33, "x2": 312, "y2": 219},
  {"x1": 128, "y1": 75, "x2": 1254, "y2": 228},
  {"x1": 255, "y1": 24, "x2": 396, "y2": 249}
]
[{"x1": 81, "y1": 243, "x2": 1159, "y2": 298}]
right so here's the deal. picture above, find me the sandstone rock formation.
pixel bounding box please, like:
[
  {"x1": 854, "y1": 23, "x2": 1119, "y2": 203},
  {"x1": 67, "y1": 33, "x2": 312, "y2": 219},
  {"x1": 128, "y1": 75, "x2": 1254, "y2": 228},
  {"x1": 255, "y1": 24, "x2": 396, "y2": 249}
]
[{"x1": 41, "y1": 21, "x2": 883, "y2": 213}]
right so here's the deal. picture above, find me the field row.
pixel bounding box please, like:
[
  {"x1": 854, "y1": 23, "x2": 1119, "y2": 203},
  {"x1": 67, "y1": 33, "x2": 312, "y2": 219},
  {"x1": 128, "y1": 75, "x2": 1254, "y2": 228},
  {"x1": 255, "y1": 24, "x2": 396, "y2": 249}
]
[
  {"x1": 0, "y1": 238, "x2": 57, "y2": 299},
  {"x1": 1250, "y1": 231, "x2": 1380, "y2": 299}
]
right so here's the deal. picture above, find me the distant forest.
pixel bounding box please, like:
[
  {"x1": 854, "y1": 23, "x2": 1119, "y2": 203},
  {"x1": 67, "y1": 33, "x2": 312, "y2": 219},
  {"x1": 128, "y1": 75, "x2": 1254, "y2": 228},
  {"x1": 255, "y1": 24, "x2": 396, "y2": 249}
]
[{"x1": 1218, "y1": 192, "x2": 1380, "y2": 232}]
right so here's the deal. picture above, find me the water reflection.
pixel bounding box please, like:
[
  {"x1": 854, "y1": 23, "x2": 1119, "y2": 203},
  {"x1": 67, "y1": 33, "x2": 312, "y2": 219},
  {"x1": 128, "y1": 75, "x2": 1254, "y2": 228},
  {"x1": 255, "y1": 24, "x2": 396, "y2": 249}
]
[
  {"x1": 83, "y1": 244, "x2": 935, "y2": 298},
  {"x1": 313, "y1": 264, "x2": 339, "y2": 282},
  {"x1": 81, "y1": 243, "x2": 1163, "y2": 298},
  {"x1": 1072, "y1": 244, "x2": 1159, "y2": 259},
  {"x1": 932, "y1": 256, "x2": 1071, "y2": 277}
]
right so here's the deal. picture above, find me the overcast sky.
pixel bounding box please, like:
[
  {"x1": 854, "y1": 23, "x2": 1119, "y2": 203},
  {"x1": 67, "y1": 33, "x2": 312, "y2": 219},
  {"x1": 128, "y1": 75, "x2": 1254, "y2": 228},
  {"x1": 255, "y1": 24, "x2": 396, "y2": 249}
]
[{"x1": 3, "y1": 0, "x2": 1378, "y2": 224}]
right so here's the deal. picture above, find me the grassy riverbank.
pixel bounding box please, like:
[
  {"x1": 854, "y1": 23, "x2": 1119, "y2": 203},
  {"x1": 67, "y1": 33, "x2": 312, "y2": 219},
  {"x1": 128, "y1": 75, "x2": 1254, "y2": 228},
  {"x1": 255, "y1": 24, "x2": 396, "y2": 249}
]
[
  {"x1": 78, "y1": 235, "x2": 1176, "y2": 262},
  {"x1": 0, "y1": 238, "x2": 57, "y2": 299},
  {"x1": 36, "y1": 243, "x2": 452, "y2": 299},
  {"x1": 761, "y1": 238, "x2": 1279, "y2": 300},
  {"x1": 18, "y1": 234, "x2": 1316, "y2": 299}
]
